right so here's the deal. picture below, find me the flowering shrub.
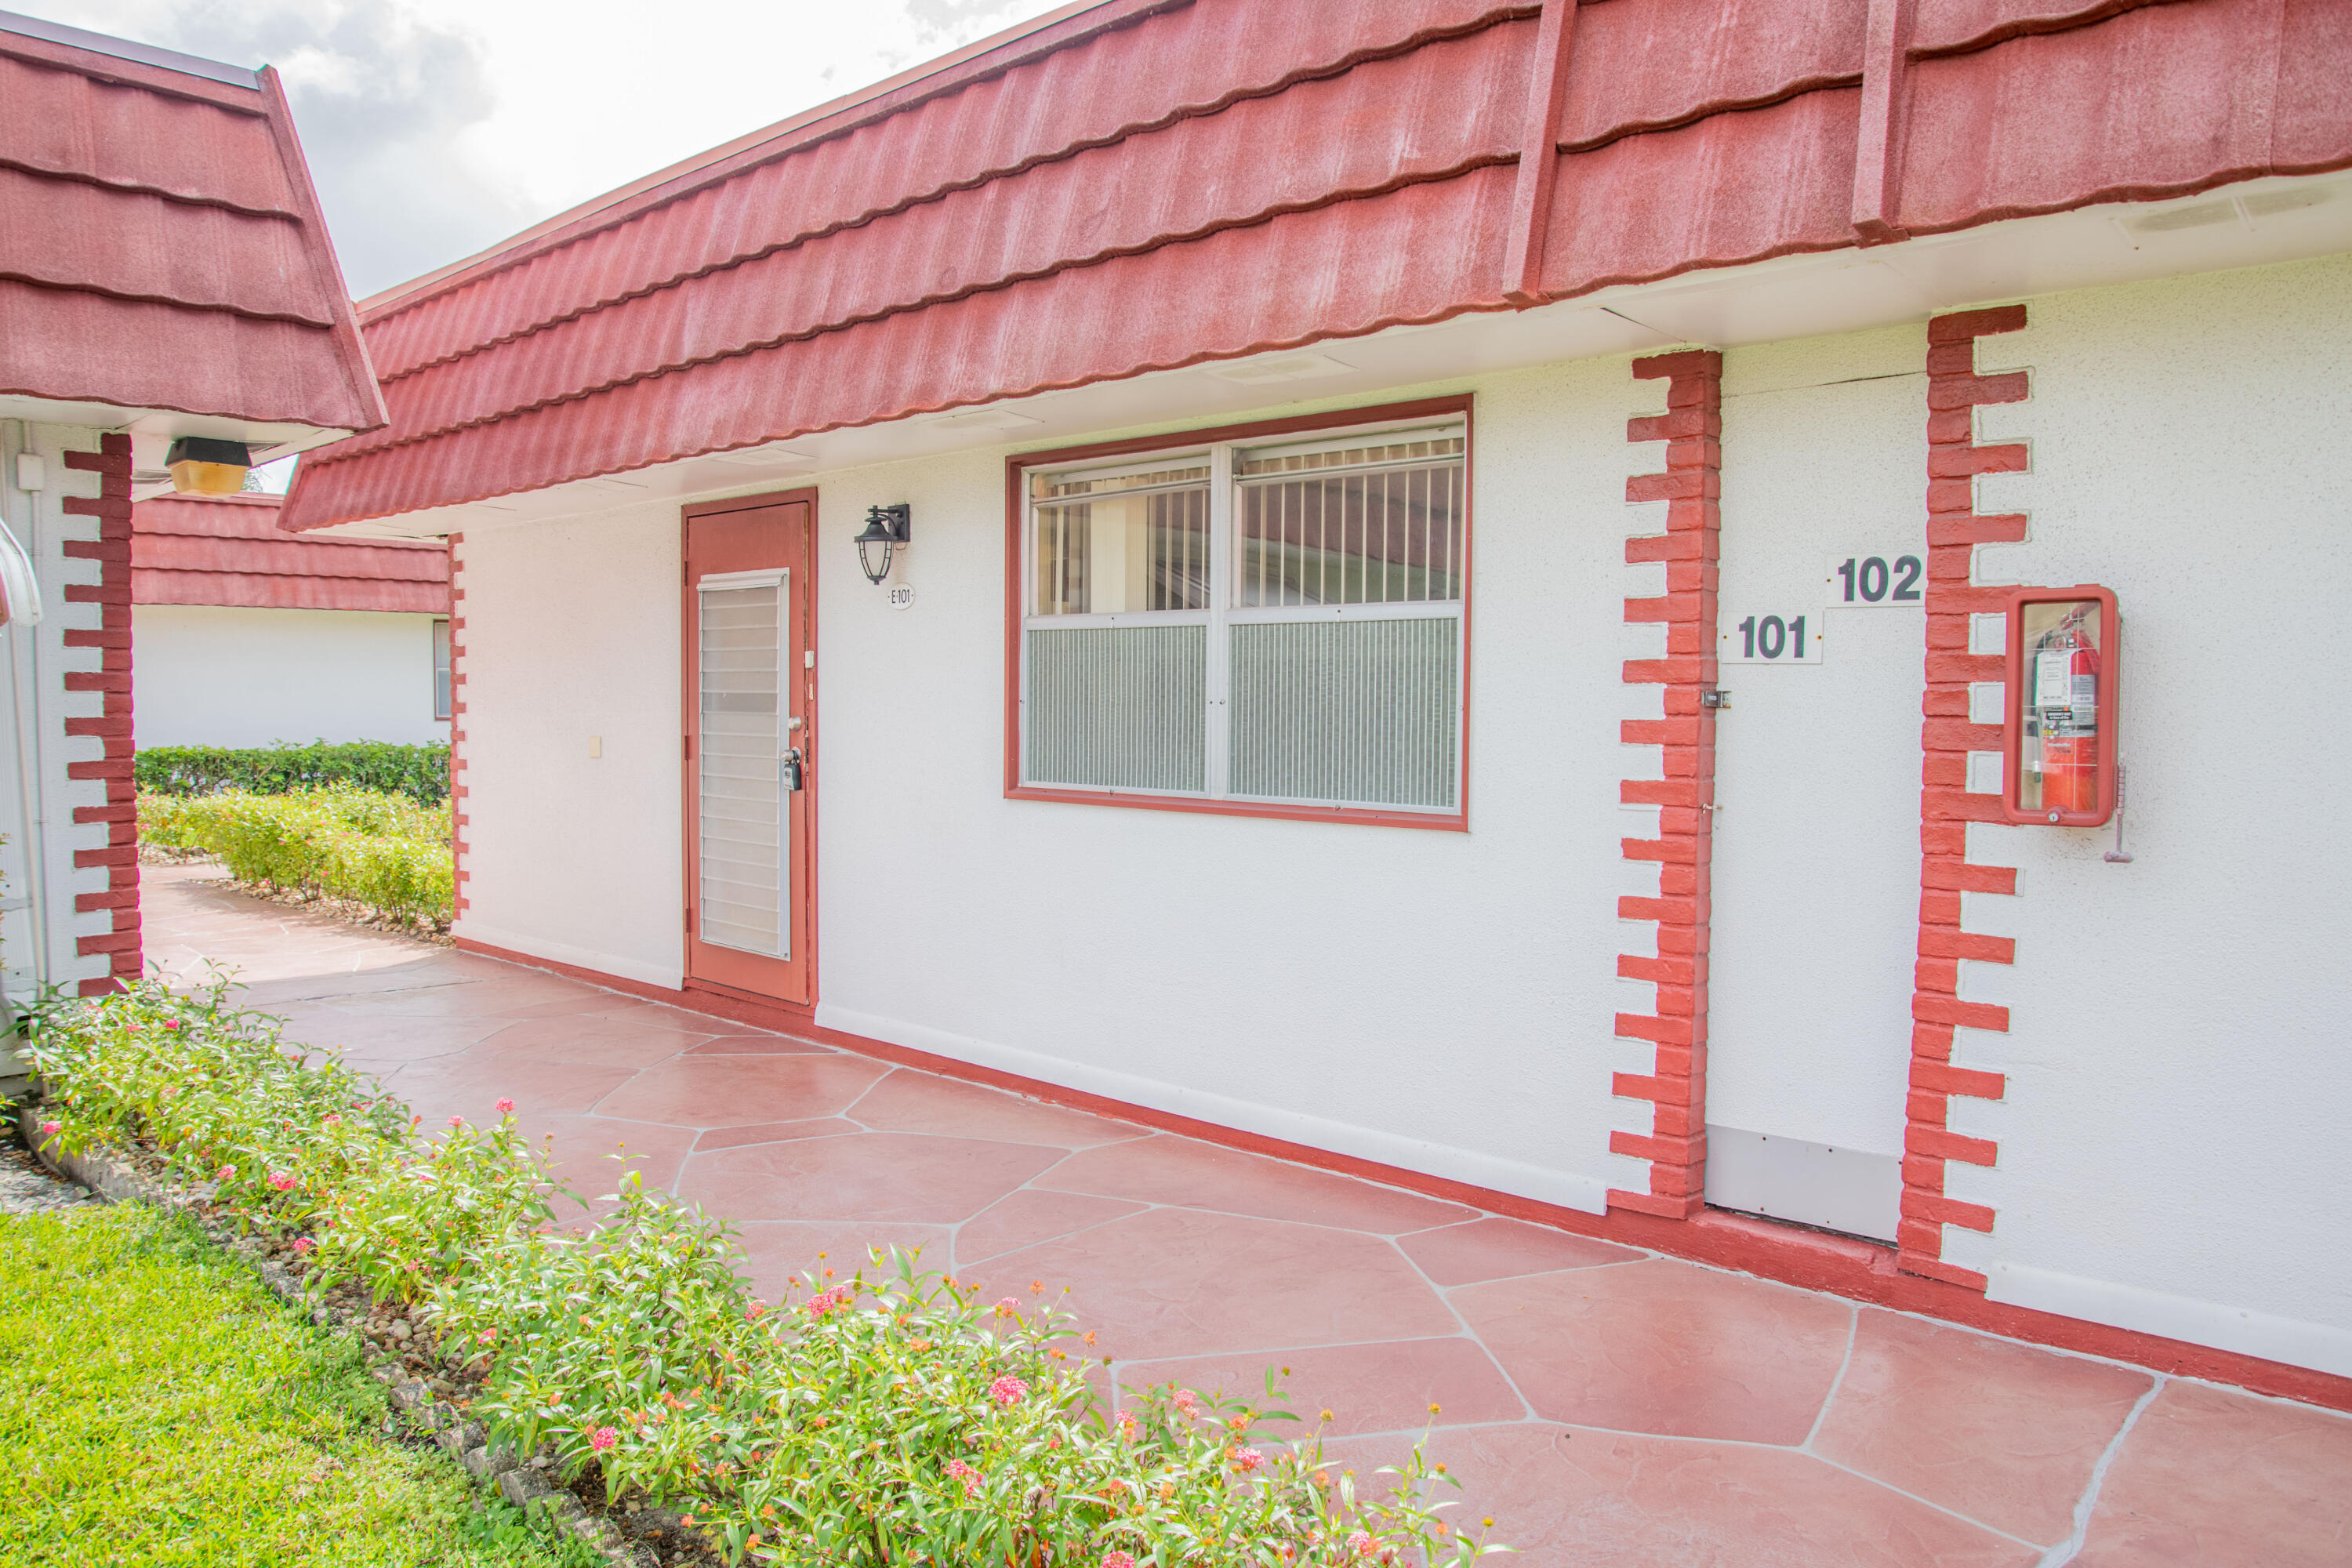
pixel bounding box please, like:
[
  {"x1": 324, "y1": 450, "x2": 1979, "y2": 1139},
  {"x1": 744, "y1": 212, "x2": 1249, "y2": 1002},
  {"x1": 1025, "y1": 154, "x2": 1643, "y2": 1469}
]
[
  {"x1": 26, "y1": 979, "x2": 1507, "y2": 1566},
  {"x1": 138, "y1": 786, "x2": 455, "y2": 924},
  {"x1": 27, "y1": 973, "x2": 564, "y2": 1302}
]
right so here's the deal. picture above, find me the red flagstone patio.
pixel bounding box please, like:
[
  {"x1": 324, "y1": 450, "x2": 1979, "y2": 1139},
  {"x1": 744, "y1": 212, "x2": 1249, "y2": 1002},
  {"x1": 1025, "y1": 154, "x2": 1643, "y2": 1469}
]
[{"x1": 144, "y1": 862, "x2": 2352, "y2": 1567}]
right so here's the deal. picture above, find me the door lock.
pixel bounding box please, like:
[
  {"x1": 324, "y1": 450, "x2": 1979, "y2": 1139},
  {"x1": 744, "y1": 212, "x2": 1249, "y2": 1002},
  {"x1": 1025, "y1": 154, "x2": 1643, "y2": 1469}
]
[{"x1": 782, "y1": 746, "x2": 805, "y2": 792}]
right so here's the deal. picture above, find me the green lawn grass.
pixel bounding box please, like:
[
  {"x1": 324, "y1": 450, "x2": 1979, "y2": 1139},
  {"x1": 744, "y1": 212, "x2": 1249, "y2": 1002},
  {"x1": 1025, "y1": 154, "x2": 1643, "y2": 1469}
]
[{"x1": 0, "y1": 1204, "x2": 597, "y2": 1568}]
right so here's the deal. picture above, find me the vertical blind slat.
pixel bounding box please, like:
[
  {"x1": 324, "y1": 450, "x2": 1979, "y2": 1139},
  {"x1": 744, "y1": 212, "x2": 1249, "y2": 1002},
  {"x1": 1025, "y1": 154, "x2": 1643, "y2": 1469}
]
[
  {"x1": 1229, "y1": 618, "x2": 1459, "y2": 808},
  {"x1": 698, "y1": 583, "x2": 786, "y2": 957},
  {"x1": 1025, "y1": 625, "x2": 1207, "y2": 792}
]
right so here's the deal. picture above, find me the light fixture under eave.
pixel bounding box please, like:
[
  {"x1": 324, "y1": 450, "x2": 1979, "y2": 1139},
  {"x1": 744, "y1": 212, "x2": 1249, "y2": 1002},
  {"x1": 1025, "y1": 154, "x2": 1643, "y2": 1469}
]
[
  {"x1": 165, "y1": 436, "x2": 251, "y2": 495},
  {"x1": 855, "y1": 505, "x2": 911, "y2": 585}
]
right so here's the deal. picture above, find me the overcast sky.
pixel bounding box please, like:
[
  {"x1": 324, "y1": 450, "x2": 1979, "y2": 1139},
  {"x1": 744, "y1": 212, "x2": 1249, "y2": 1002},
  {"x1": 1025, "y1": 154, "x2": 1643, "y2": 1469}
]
[{"x1": 34, "y1": 0, "x2": 1073, "y2": 298}]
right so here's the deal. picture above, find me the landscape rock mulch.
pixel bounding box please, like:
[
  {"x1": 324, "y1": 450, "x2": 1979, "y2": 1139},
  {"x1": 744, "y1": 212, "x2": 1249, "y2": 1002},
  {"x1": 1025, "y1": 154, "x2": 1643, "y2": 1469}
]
[
  {"x1": 0, "y1": 1133, "x2": 96, "y2": 1216},
  {"x1": 9, "y1": 1107, "x2": 721, "y2": 1568}
]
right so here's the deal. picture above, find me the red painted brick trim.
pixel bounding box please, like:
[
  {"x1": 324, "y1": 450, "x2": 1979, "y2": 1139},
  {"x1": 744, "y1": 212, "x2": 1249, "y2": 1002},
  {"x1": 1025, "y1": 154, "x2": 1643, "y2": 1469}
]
[
  {"x1": 450, "y1": 927, "x2": 2352, "y2": 1413},
  {"x1": 1902, "y1": 305, "x2": 2030, "y2": 1289},
  {"x1": 447, "y1": 532, "x2": 468, "y2": 918},
  {"x1": 61, "y1": 434, "x2": 136, "y2": 996},
  {"x1": 1611, "y1": 349, "x2": 1721, "y2": 1220}
]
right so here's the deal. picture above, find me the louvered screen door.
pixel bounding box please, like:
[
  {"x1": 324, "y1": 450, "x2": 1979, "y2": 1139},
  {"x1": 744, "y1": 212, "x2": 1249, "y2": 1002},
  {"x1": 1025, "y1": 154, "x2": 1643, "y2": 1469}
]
[{"x1": 684, "y1": 497, "x2": 814, "y2": 1006}]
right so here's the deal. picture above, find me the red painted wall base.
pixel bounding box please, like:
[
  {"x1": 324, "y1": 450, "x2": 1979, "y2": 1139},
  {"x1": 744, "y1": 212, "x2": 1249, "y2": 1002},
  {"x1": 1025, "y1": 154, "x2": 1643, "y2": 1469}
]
[{"x1": 455, "y1": 932, "x2": 2352, "y2": 1414}]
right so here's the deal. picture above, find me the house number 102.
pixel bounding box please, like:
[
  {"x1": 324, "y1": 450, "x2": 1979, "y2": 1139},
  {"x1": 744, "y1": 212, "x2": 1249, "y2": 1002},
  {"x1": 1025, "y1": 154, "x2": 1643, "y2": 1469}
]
[{"x1": 1831, "y1": 554, "x2": 1923, "y2": 605}]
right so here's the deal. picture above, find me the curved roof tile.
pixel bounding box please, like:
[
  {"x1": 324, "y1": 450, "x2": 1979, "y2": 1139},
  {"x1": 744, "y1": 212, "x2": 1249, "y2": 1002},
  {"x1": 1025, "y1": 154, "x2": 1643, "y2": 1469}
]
[
  {"x1": 133, "y1": 494, "x2": 447, "y2": 613},
  {"x1": 0, "y1": 21, "x2": 383, "y2": 431},
  {"x1": 281, "y1": 0, "x2": 2352, "y2": 531}
]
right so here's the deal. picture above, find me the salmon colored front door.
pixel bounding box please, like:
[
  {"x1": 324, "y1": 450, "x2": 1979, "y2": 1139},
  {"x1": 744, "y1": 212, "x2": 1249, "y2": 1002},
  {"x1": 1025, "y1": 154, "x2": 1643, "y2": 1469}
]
[{"x1": 682, "y1": 492, "x2": 815, "y2": 1007}]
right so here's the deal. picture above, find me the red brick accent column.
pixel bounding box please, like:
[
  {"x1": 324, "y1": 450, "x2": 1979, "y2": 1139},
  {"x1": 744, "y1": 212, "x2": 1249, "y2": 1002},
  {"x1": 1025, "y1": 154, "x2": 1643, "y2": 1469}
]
[
  {"x1": 1610, "y1": 349, "x2": 1722, "y2": 1219},
  {"x1": 448, "y1": 532, "x2": 469, "y2": 919},
  {"x1": 60, "y1": 433, "x2": 138, "y2": 995},
  {"x1": 1902, "y1": 307, "x2": 2028, "y2": 1287}
]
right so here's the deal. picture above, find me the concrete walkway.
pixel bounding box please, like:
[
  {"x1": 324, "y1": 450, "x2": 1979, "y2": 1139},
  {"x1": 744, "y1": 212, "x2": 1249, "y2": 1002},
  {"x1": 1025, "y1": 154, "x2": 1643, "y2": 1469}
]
[{"x1": 144, "y1": 862, "x2": 2350, "y2": 1566}]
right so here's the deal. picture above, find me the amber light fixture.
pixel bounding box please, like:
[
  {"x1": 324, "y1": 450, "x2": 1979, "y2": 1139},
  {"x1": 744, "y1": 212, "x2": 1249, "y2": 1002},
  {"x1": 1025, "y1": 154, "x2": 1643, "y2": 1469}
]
[{"x1": 165, "y1": 437, "x2": 252, "y2": 495}]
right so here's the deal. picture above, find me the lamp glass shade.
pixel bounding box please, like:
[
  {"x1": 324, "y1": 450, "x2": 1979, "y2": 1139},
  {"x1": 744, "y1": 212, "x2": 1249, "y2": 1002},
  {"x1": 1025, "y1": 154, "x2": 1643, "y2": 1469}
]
[
  {"x1": 165, "y1": 437, "x2": 252, "y2": 495},
  {"x1": 169, "y1": 460, "x2": 250, "y2": 495}
]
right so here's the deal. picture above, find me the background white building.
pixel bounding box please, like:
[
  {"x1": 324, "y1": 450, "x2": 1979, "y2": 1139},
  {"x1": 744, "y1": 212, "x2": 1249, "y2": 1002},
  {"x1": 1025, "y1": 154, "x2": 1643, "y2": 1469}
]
[{"x1": 132, "y1": 494, "x2": 448, "y2": 750}]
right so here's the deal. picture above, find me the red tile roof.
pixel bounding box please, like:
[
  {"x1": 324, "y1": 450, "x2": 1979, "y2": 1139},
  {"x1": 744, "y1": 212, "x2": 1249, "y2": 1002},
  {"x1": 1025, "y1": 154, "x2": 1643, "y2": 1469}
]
[
  {"x1": 133, "y1": 494, "x2": 447, "y2": 613},
  {"x1": 281, "y1": 0, "x2": 2352, "y2": 531},
  {"x1": 0, "y1": 16, "x2": 385, "y2": 433}
]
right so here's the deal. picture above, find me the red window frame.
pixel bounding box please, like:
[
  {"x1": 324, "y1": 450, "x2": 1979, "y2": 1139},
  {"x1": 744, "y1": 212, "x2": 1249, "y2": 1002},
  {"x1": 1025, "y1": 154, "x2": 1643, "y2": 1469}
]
[{"x1": 1002, "y1": 394, "x2": 1475, "y2": 832}]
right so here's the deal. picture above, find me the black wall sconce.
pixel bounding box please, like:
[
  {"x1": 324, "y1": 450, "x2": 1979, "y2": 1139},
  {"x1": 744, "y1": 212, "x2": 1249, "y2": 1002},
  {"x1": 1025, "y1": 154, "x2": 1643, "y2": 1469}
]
[{"x1": 855, "y1": 504, "x2": 911, "y2": 584}]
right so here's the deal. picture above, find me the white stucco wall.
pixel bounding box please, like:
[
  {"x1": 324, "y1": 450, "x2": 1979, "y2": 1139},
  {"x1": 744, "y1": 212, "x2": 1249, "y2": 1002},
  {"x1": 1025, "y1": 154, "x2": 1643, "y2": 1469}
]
[
  {"x1": 1936, "y1": 252, "x2": 2352, "y2": 1374},
  {"x1": 1702, "y1": 327, "x2": 1933, "y2": 1240},
  {"x1": 0, "y1": 421, "x2": 118, "y2": 997},
  {"x1": 452, "y1": 516, "x2": 686, "y2": 989},
  {"x1": 455, "y1": 364, "x2": 1664, "y2": 1213},
  {"x1": 133, "y1": 604, "x2": 449, "y2": 749}
]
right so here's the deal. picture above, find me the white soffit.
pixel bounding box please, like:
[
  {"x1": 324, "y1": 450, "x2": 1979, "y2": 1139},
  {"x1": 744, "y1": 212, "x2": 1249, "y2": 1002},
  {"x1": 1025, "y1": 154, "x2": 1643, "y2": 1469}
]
[{"x1": 349, "y1": 173, "x2": 2352, "y2": 543}]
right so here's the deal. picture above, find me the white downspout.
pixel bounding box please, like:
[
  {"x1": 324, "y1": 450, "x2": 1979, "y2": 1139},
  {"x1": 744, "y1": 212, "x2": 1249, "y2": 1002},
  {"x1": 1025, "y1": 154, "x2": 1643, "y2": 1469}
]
[{"x1": 0, "y1": 419, "x2": 53, "y2": 995}]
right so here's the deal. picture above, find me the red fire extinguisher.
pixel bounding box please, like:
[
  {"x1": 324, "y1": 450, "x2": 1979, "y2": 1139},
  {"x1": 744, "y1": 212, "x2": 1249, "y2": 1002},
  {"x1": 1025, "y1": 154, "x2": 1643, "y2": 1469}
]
[{"x1": 2030, "y1": 608, "x2": 2100, "y2": 814}]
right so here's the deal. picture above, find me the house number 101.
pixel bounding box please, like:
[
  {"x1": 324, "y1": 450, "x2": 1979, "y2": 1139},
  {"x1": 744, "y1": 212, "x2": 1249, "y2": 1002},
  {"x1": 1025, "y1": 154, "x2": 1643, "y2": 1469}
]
[{"x1": 1738, "y1": 615, "x2": 1806, "y2": 659}]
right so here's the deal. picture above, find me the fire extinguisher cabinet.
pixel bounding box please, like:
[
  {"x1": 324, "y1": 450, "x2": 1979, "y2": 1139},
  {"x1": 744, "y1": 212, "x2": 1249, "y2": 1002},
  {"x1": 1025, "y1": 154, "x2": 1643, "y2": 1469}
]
[{"x1": 2002, "y1": 584, "x2": 2120, "y2": 826}]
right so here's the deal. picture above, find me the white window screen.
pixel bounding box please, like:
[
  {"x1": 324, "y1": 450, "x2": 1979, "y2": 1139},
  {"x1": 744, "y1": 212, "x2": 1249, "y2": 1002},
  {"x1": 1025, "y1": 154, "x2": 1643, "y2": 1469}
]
[
  {"x1": 1229, "y1": 618, "x2": 1458, "y2": 808},
  {"x1": 1021, "y1": 420, "x2": 1466, "y2": 815},
  {"x1": 1025, "y1": 625, "x2": 1207, "y2": 791},
  {"x1": 698, "y1": 575, "x2": 786, "y2": 956}
]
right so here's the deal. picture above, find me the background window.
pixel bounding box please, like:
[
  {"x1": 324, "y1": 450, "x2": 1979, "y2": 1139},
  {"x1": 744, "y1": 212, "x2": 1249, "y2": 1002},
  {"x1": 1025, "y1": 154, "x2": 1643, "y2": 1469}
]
[
  {"x1": 1018, "y1": 418, "x2": 1467, "y2": 815},
  {"x1": 432, "y1": 619, "x2": 452, "y2": 720}
]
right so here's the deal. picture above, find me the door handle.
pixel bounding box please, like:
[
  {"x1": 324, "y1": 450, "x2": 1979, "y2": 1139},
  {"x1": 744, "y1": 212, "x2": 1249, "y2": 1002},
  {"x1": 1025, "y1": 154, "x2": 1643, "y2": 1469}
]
[{"x1": 782, "y1": 746, "x2": 805, "y2": 792}]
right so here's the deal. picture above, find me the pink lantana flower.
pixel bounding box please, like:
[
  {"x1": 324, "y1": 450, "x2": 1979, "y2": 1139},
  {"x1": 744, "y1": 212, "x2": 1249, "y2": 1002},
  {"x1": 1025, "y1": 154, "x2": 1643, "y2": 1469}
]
[
  {"x1": 37, "y1": 1120, "x2": 58, "y2": 1139},
  {"x1": 322, "y1": 1113, "x2": 341, "y2": 1127},
  {"x1": 478, "y1": 1328, "x2": 497, "y2": 1345},
  {"x1": 267, "y1": 1172, "x2": 296, "y2": 1191},
  {"x1": 588, "y1": 1427, "x2": 619, "y2": 1452},
  {"x1": 447, "y1": 1114, "x2": 464, "y2": 1127},
  {"x1": 989, "y1": 1375, "x2": 1028, "y2": 1408},
  {"x1": 1115, "y1": 1410, "x2": 1138, "y2": 1440},
  {"x1": 1230, "y1": 1446, "x2": 1265, "y2": 1474},
  {"x1": 1348, "y1": 1532, "x2": 1376, "y2": 1558},
  {"x1": 1172, "y1": 1388, "x2": 1201, "y2": 1419},
  {"x1": 495, "y1": 1098, "x2": 514, "y2": 1114},
  {"x1": 1102, "y1": 1554, "x2": 1138, "y2": 1568},
  {"x1": 946, "y1": 1458, "x2": 983, "y2": 1501},
  {"x1": 291, "y1": 1237, "x2": 314, "y2": 1255},
  {"x1": 216, "y1": 1164, "x2": 235, "y2": 1182}
]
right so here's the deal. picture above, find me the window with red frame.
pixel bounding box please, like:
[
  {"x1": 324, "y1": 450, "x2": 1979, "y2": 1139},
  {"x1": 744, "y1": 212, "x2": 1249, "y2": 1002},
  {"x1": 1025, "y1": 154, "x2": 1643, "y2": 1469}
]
[{"x1": 1018, "y1": 416, "x2": 1467, "y2": 814}]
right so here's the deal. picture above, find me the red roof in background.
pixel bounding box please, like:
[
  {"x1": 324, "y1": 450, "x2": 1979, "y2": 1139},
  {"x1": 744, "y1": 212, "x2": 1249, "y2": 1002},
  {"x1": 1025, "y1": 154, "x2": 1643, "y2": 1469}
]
[
  {"x1": 134, "y1": 493, "x2": 447, "y2": 613},
  {"x1": 0, "y1": 17, "x2": 385, "y2": 432},
  {"x1": 281, "y1": 0, "x2": 2352, "y2": 531}
]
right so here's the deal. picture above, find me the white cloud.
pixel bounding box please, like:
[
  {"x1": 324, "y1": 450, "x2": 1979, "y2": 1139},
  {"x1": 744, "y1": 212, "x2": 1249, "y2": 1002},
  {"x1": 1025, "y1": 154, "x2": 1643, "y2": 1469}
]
[{"x1": 26, "y1": 0, "x2": 1070, "y2": 296}]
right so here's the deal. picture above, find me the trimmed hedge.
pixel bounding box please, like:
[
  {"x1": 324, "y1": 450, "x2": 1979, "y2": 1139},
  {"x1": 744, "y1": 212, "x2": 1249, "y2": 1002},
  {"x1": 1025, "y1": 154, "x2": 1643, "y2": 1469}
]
[
  {"x1": 140, "y1": 787, "x2": 454, "y2": 925},
  {"x1": 136, "y1": 742, "x2": 452, "y2": 807}
]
